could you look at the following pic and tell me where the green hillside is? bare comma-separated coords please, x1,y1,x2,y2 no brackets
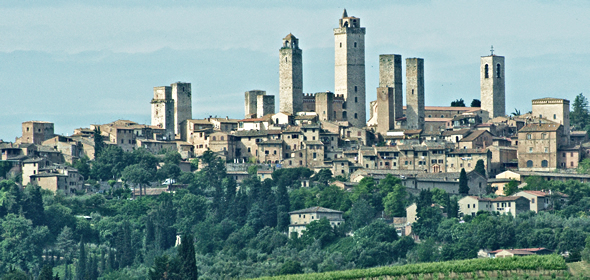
254,255,569,280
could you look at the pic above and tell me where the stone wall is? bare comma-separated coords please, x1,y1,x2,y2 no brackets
406,58,425,130
480,55,505,118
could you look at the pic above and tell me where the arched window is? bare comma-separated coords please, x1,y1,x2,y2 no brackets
343,111,347,119
354,42,357,48
342,103,346,109
541,160,548,167
221,136,224,141
212,136,216,141
496,64,501,78
527,160,533,168
484,64,489,78
340,42,342,48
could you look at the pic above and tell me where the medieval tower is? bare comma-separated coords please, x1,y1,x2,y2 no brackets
151,86,175,140
376,54,403,134
480,52,505,118
334,9,366,128
279,34,303,115
406,58,425,130
171,82,192,138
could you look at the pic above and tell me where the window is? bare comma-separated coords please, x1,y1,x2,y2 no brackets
354,42,357,48
542,160,548,167
529,147,533,153
467,204,470,208
542,133,547,139
553,114,557,120
563,153,566,157
354,86,358,93
358,131,361,136
532,198,535,203
354,113,358,119
484,64,489,78
355,96,358,102
527,160,533,168
212,136,216,141
221,136,224,141
340,42,342,48
526,134,532,140
545,148,548,153
496,64,501,78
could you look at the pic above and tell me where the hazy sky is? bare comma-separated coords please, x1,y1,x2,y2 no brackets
1,0,589,141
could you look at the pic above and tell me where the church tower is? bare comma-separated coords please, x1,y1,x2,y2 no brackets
480,49,505,118
334,9,366,128
406,58,425,130
279,34,303,115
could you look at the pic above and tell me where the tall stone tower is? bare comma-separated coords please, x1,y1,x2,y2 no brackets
406,58,425,130
245,90,266,118
376,54,403,134
334,9,366,128
171,82,192,138
480,53,505,118
315,91,334,121
151,86,175,140
257,94,275,118
279,34,303,115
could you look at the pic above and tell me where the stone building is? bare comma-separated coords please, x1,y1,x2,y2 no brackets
480,53,505,118
20,121,54,145
279,34,303,114
334,9,366,128
151,86,175,140
288,206,344,237
376,54,403,135
406,58,425,130
459,196,529,218
532,97,570,138
171,82,192,138
257,94,275,118
518,123,563,171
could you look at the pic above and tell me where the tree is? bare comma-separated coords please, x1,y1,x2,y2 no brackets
38,265,54,280
279,260,302,275
504,179,519,196
23,185,45,227
276,183,290,232
451,98,466,107
459,168,469,195
0,214,49,273
178,234,198,280
511,108,521,116
571,93,590,131
121,164,150,197
75,239,86,280
93,127,104,157
349,198,375,230
383,184,407,217
473,159,486,178
470,99,481,107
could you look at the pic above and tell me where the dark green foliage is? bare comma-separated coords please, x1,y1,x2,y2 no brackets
570,93,590,131
272,167,313,189
312,168,333,186
23,185,44,227
279,260,302,275
71,157,91,181
348,198,375,231
301,218,336,247
474,159,486,178
458,168,469,194
451,98,466,107
38,265,53,280
93,127,104,157
178,234,198,280
504,179,519,196
470,99,481,107
75,239,86,280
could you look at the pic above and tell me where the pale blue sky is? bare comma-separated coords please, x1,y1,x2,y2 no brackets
1,1,589,140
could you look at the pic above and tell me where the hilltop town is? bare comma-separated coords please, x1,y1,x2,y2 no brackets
3,10,586,200
2,8,590,279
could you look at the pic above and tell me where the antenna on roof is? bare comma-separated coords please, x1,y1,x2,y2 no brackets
490,45,494,56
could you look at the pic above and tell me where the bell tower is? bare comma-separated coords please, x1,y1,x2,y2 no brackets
481,46,505,118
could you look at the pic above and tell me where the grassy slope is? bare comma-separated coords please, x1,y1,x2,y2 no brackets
253,255,568,280
568,261,590,277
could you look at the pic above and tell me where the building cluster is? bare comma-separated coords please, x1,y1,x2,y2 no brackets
1,9,589,212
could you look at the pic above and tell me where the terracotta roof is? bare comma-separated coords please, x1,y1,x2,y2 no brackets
404,106,480,112
519,123,561,132
461,130,492,142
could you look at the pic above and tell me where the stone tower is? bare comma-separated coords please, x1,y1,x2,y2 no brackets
376,54,403,134
151,86,175,140
315,91,334,121
480,53,505,118
406,58,425,130
279,34,303,115
245,90,266,118
171,82,192,138
257,94,275,118
334,9,366,128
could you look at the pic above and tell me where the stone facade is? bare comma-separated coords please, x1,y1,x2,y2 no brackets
375,54,403,135
279,34,303,114
244,90,266,118
480,55,505,118
21,121,54,145
257,94,275,118
334,9,366,128
315,91,334,121
288,206,344,237
171,82,192,138
532,98,570,138
406,58,425,130
518,123,562,171
151,86,175,140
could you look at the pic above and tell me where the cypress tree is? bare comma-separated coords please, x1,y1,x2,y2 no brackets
23,185,45,226
39,265,54,280
276,183,290,232
75,239,86,280
178,234,198,280
459,168,469,195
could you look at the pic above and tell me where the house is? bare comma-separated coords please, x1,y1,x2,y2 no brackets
488,248,553,258
513,190,569,213
288,206,344,238
458,195,530,218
